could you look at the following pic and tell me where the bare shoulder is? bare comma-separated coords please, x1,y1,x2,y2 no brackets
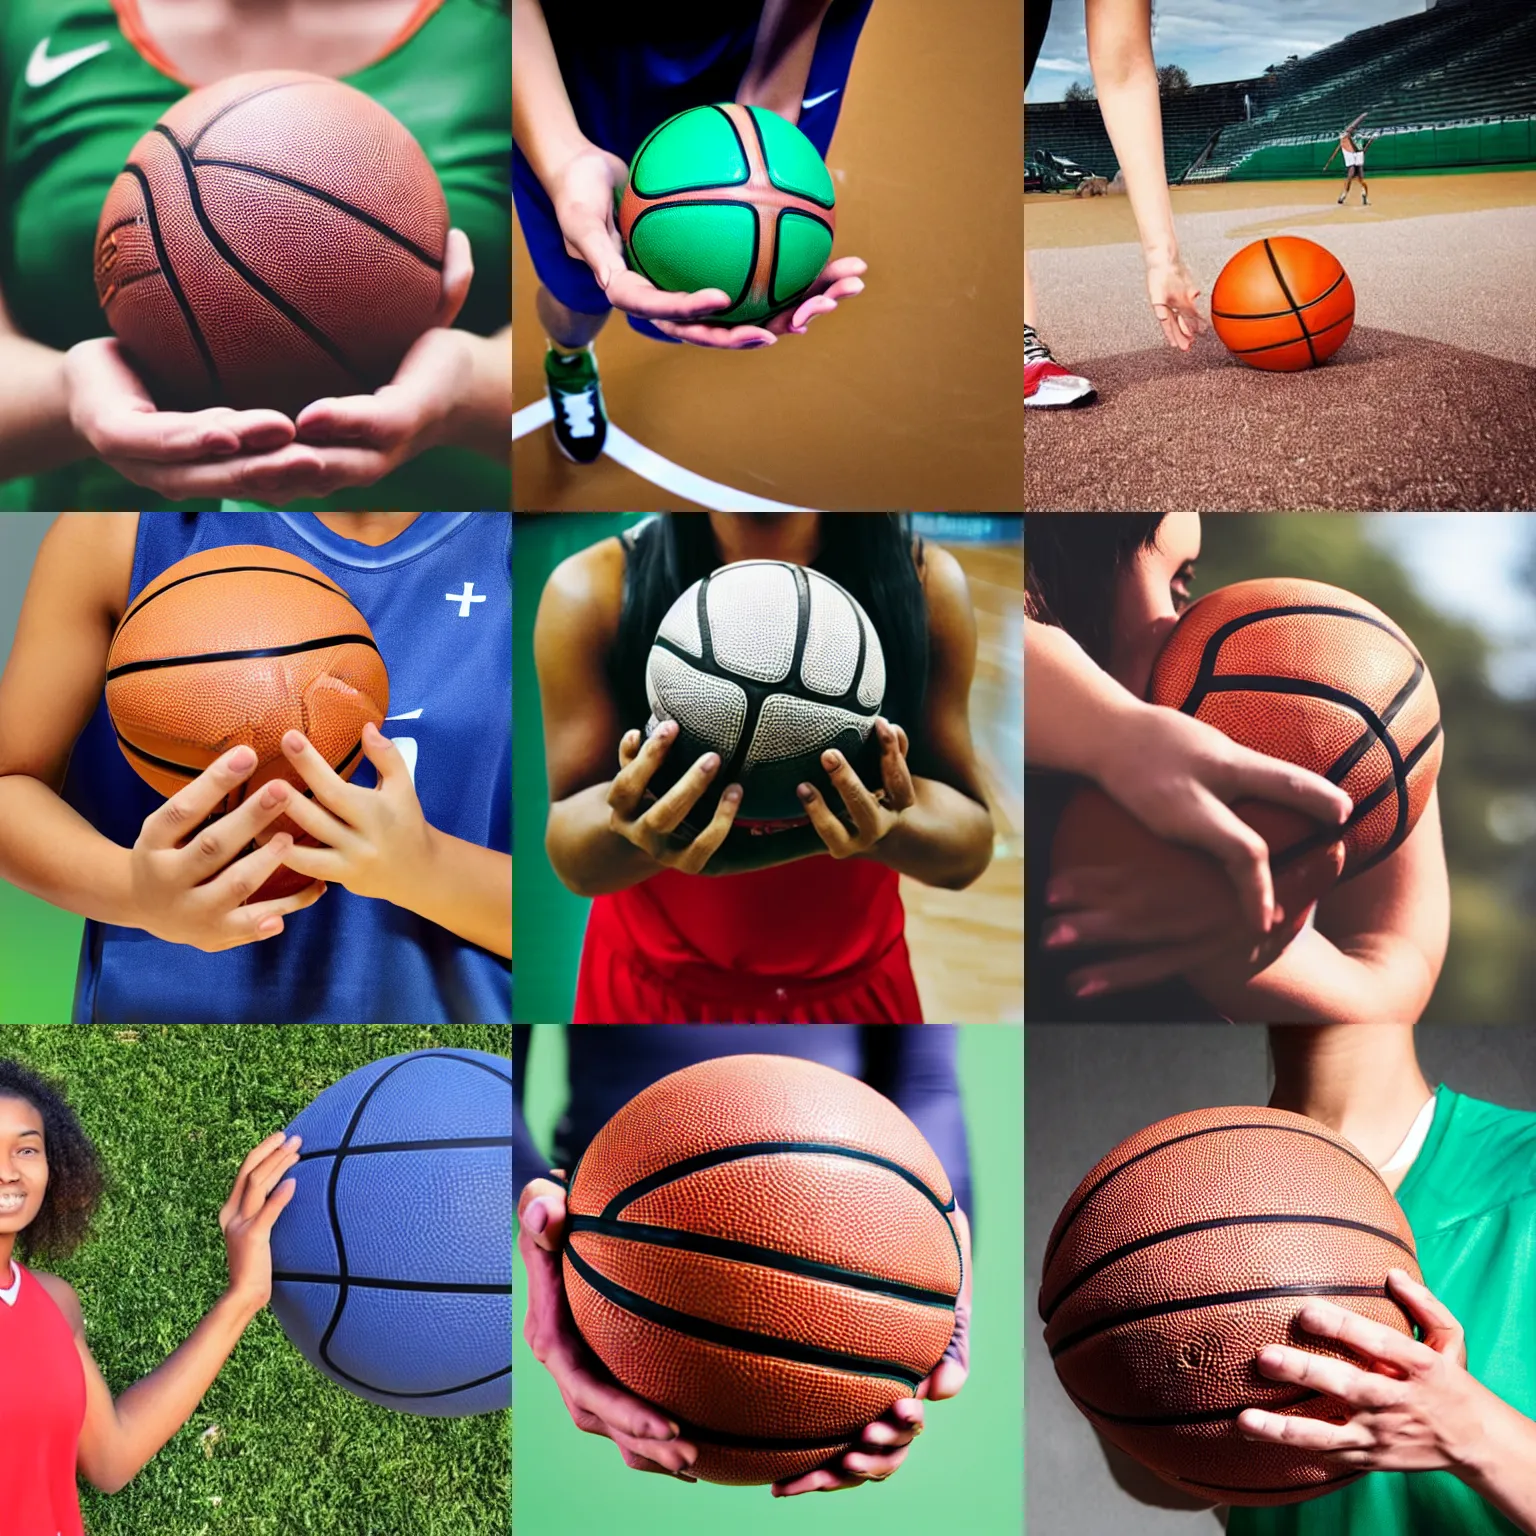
29,1269,85,1332
535,537,625,654
35,511,138,623
918,542,977,659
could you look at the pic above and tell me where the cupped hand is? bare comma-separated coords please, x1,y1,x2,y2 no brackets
608,722,742,873
774,1205,972,1497
268,723,434,907
1237,1272,1487,1473
219,1130,302,1309
1145,253,1204,351
651,257,869,349
1094,702,1353,932
794,718,914,859
519,1176,699,1479
129,745,327,951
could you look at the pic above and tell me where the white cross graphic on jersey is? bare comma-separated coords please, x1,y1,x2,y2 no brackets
446,582,487,617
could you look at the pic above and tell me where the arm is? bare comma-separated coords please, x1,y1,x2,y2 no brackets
44,1133,299,1494
735,0,837,123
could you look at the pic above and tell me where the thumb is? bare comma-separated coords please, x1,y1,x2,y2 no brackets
360,720,405,780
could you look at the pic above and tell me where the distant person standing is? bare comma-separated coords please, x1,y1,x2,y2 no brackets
1336,112,1372,206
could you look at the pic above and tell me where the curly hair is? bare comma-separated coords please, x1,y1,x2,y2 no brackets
0,1060,105,1263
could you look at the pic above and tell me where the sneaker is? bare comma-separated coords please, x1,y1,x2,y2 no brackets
1362,196,1370,206
545,345,607,464
1337,194,1347,204
1025,325,1097,409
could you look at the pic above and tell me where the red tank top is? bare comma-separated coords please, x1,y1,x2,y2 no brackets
0,1263,87,1536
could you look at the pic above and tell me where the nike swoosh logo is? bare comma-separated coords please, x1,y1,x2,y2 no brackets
25,37,111,88
802,88,840,110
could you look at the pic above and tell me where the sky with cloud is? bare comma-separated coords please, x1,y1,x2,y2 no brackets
1027,0,1432,102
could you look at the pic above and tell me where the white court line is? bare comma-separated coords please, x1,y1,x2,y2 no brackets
512,399,821,513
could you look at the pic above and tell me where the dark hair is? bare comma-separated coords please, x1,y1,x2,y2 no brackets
609,514,935,774
1025,514,1167,671
0,1061,104,1263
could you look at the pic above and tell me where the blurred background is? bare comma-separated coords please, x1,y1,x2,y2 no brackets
1189,512,1536,1026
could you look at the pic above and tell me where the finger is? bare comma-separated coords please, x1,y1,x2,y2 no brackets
797,783,855,856
674,784,742,873
1066,937,1230,998
1386,1269,1465,1356
251,1175,299,1233
609,722,675,818
270,785,359,853
875,721,917,810
841,1444,911,1479
111,443,335,502
1222,745,1355,828
565,1373,687,1447
616,1448,696,1480
229,1131,290,1194
271,840,346,886
198,833,319,916
597,264,733,322
142,746,260,851
433,227,473,329
1295,1297,1436,1376
229,878,327,940
617,728,642,770
243,1141,302,1219
821,749,882,841
648,318,776,349
357,722,408,784
281,731,366,820
181,774,295,871
772,1467,866,1497
1043,869,1122,910
922,1354,970,1400
1255,1343,1406,1409
642,752,720,836
1237,1407,1375,1453
1186,784,1276,931
518,1192,570,1253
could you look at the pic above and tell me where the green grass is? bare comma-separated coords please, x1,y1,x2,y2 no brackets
0,1025,511,1536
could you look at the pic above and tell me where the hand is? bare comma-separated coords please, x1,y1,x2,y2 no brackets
608,722,742,874
1237,1272,1488,1474
546,144,736,326
794,718,915,859
269,723,434,908
218,1130,302,1310
1091,702,1353,932
1145,252,1203,351
774,1205,972,1497
518,1177,699,1479
128,745,327,951
651,257,869,349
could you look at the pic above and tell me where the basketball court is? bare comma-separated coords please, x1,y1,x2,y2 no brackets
512,0,1023,513
1025,172,1536,509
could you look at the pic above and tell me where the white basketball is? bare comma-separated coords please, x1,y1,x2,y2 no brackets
645,560,886,822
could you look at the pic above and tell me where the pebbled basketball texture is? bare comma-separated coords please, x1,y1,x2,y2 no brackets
1148,577,1441,877
1040,1106,1421,1506
643,560,885,828
564,1054,962,1484
1211,237,1355,372
269,1049,513,1416
105,545,388,902
94,70,447,415
619,104,835,326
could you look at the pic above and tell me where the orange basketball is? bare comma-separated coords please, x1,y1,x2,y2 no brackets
563,1054,962,1485
94,71,447,415
105,546,389,901
1040,1107,1422,1506
1149,578,1441,876
1210,237,1354,371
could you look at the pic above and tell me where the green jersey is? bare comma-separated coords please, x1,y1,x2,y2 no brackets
0,0,509,511
1230,1086,1536,1536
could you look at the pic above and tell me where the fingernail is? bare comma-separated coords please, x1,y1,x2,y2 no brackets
675,1471,698,1484
524,1202,547,1235
1258,1346,1286,1369
797,783,815,803
260,783,286,808
821,750,840,770
659,720,677,738
258,918,282,936
1074,978,1107,998
723,785,742,805
1044,924,1076,948
229,747,256,772
283,732,304,755
286,1134,302,1148
270,833,294,854
699,752,720,773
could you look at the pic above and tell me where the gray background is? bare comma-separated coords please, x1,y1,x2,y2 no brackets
1026,1024,1536,1536
0,513,56,667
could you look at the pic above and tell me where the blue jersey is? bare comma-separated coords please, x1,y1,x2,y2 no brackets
64,511,511,1024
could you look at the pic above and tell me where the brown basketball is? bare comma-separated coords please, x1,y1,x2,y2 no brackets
1149,578,1442,877
105,545,389,901
563,1054,962,1485
94,71,447,416
1040,1107,1421,1507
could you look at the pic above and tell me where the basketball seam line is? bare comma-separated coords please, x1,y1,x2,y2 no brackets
271,1272,510,1294
1039,1212,1416,1324
105,631,379,681
117,563,349,632
563,1243,928,1388
1048,1283,1406,1360
115,730,361,786
1062,1379,1327,1428
750,106,836,211
121,163,221,394
567,1214,958,1309
296,1134,514,1162
667,1418,858,1452
190,157,444,270
1175,1470,1364,1495
1042,1121,1392,1275
630,104,752,199
186,78,313,157
154,124,362,384
1225,311,1355,356
628,198,759,316
1210,271,1348,322
1262,238,1318,366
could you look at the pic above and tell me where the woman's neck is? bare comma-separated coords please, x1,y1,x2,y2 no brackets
313,511,422,548
1268,1024,1433,1182
706,513,820,567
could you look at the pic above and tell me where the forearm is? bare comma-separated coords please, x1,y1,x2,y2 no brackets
0,334,84,480
84,1289,261,1494
401,826,511,957
444,327,512,459
868,779,993,890
0,774,140,927
1460,1391,1536,1535
512,0,592,186
1025,617,1142,775
546,783,662,896
1089,25,1180,261
736,0,835,122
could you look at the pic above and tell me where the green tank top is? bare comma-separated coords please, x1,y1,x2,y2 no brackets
1229,1086,1536,1536
0,0,509,511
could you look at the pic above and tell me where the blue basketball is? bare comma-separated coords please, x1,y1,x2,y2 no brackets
269,1049,512,1417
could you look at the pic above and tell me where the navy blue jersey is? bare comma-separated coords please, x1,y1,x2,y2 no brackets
64,511,511,1024
512,1025,973,1220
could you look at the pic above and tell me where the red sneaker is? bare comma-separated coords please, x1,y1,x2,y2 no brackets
1025,325,1097,408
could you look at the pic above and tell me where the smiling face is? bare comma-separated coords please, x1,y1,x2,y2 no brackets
1107,512,1202,698
0,1095,48,1237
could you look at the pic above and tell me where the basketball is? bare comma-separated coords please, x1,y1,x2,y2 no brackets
269,1049,513,1416
104,545,389,901
643,559,885,826
94,71,448,415
1040,1106,1422,1506
1149,577,1441,876
618,104,835,326
1210,237,1355,371
563,1054,962,1485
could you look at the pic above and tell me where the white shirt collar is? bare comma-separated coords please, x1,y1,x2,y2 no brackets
0,1260,20,1307
1380,1094,1439,1175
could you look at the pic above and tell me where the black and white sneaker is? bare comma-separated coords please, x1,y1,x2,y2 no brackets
544,345,607,464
